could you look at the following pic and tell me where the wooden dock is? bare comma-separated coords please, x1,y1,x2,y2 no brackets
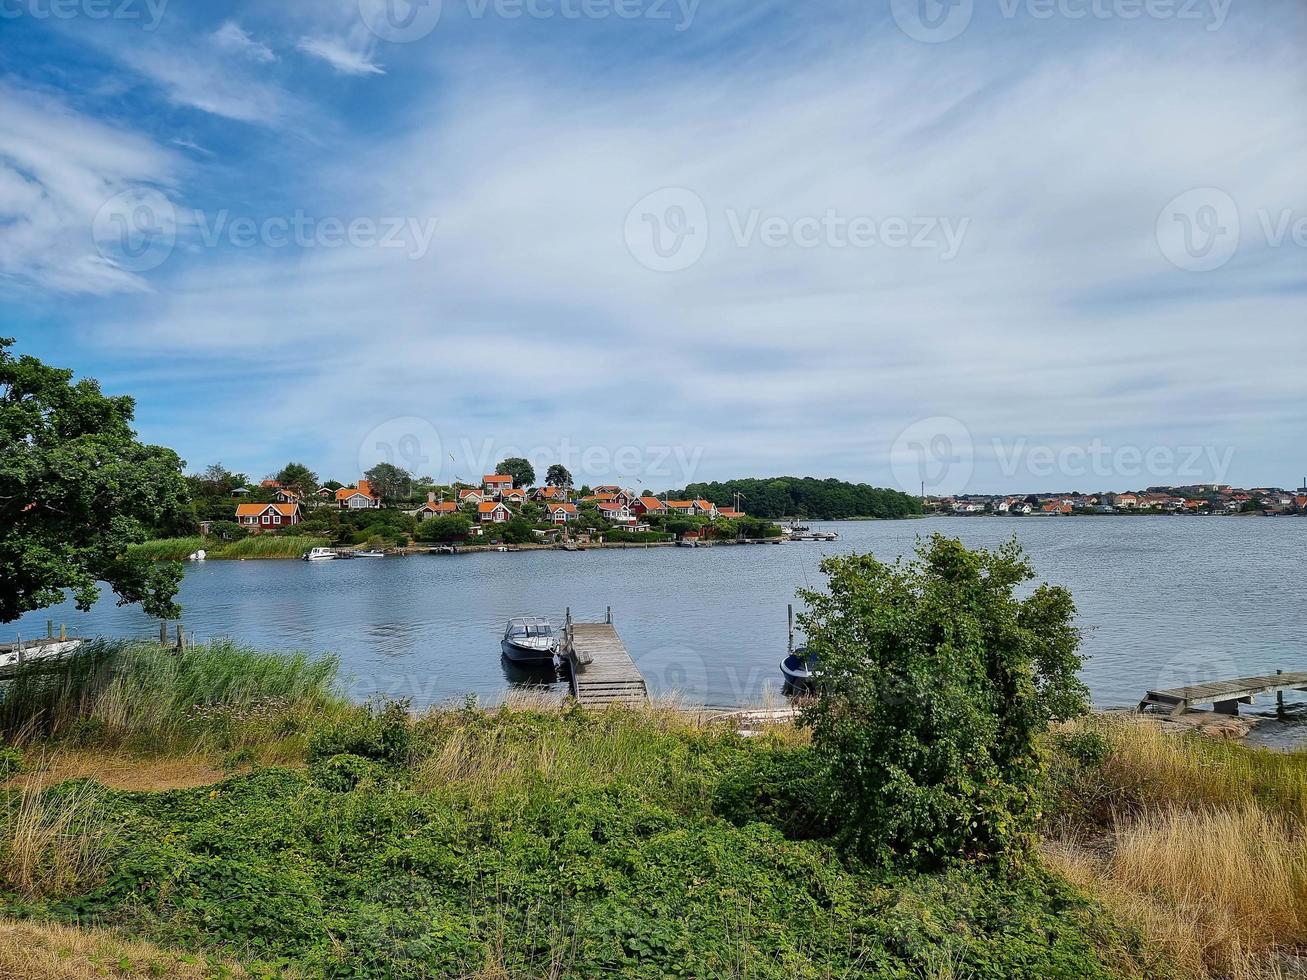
1138,671,1307,717
561,609,649,708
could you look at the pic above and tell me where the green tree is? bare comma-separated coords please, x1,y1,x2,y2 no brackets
501,517,537,544
0,339,190,623
414,513,472,543
275,462,318,498
364,462,413,502
496,457,536,488
798,535,1087,870
545,464,572,488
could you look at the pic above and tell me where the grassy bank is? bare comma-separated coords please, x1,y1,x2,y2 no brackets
132,536,327,560
0,645,1302,978
1044,716,1307,979
134,536,329,560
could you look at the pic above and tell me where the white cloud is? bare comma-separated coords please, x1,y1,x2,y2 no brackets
31,7,1303,488
212,21,277,63
296,36,385,76
0,82,180,295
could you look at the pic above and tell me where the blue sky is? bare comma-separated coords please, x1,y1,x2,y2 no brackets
2,0,1304,495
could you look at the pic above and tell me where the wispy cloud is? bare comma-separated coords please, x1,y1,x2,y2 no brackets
91,23,1305,487
0,81,179,295
212,21,277,63
297,36,385,76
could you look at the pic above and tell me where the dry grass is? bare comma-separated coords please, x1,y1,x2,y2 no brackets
1048,715,1307,979
0,778,111,900
0,917,247,979
1091,714,1307,823
4,749,229,793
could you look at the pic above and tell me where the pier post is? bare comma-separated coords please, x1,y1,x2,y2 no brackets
787,604,794,656
606,606,612,625
175,625,185,652
47,620,53,639
60,624,66,641
1277,668,1285,719
16,635,23,666
160,621,168,646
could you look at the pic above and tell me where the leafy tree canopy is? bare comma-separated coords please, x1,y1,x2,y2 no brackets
363,462,413,502
0,339,189,623
274,462,318,497
799,535,1087,870
668,477,921,521
545,464,572,488
496,457,535,488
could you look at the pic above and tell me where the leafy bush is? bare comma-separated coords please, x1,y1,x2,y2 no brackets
712,747,833,839
308,752,389,792
0,746,22,782
307,700,413,767
799,535,1088,870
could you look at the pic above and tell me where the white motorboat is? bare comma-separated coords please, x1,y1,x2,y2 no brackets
302,547,337,561
354,550,386,558
500,617,559,664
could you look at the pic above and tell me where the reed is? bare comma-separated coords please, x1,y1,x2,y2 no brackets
130,535,327,560
0,639,343,755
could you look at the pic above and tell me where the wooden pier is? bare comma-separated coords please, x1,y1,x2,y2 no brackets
1138,670,1307,717
561,609,649,708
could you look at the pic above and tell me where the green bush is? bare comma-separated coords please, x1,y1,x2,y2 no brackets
0,745,22,781
309,752,389,791
307,700,413,766
799,535,1088,870
712,747,833,840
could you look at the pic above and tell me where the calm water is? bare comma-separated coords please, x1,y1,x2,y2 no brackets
10,517,1307,709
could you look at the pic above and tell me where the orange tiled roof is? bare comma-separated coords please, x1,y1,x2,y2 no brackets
420,501,458,514
336,486,376,501
478,501,507,514
638,496,667,508
483,474,513,484
547,502,578,514
236,503,298,518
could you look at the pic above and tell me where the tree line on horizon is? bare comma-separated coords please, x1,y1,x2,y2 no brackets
670,477,922,521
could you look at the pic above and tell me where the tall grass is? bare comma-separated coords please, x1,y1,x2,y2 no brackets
411,698,805,810
1086,715,1307,824
130,535,327,560
0,778,110,899
0,639,343,755
1047,715,1307,979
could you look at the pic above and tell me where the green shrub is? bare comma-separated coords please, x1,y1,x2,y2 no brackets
712,747,833,839
0,745,23,781
309,752,389,792
307,700,413,766
799,535,1088,870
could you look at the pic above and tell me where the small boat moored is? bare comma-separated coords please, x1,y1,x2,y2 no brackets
500,617,559,664
354,550,386,559
780,647,819,691
302,547,337,562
